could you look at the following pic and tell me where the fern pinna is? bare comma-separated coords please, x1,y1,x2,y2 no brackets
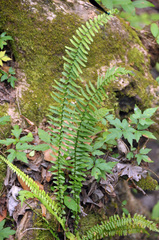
48,8,129,220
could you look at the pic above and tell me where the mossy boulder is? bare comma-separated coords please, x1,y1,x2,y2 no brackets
0,0,157,132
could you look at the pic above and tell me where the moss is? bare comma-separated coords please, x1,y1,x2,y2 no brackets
127,48,145,73
79,212,104,236
0,104,12,139
0,160,6,191
0,0,82,124
20,209,58,240
137,175,158,191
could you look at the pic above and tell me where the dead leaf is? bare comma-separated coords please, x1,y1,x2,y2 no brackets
8,186,22,216
117,163,147,181
0,209,7,222
43,146,58,162
40,204,46,217
18,176,31,191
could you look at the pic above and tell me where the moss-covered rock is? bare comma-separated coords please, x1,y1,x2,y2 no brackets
137,175,158,191
0,0,157,127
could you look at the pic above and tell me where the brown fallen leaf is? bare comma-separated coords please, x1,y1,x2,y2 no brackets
18,176,31,191
0,208,7,222
40,204,46,217
43,146,58,162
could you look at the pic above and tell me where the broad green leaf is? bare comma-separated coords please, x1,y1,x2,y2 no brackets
113,0,131,5
16,142,30,150
102,0,113,9
11,125,22,139
134,130,142,142
136,154,143,165
8,67,15,75
92,150,104,156
0,138,16,145
139,148,151,154
151,23,159,38
93,141,104,150
16,151,28,163
8,76,17,88
122,207,129,215
126,152,134,160
143,107,158,118
133,105,142,119
142,155,153,162
123,131,134,146
31,144,50,151
97,162,116,173
1,55,11,62
0,51,5,58
7,149,16,162
20,133,34,143
106,128,122,141
152,201,159,220
122,3,135,15
91,167,101,179
140,130,156,139
0,220,16,240
132,0,154,8
121,119,129,129
64,196,78,212
0,115,10,125
1,72,8,81
38,128,51,144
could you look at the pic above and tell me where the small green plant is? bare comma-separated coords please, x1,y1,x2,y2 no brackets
0,32,17,87
0,125,34,163
0,67,17,88
0,32,13,50
0,51,11,66
102,105,157,164
0,220,16,240
87,156,116,181
121,200,129,215
0,126,50,163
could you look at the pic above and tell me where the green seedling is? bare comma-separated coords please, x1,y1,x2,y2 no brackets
0,32,13,50
0,67,17,88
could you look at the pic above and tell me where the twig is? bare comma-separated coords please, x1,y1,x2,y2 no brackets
16,88,21,115
22,228,48,234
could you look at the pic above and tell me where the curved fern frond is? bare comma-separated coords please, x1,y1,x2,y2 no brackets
82,213,159,240
48,11,116,206
0,155,66,231
67,66,131,220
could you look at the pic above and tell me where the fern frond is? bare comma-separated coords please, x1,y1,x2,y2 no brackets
82,213,159,240
49,11,115,207
67,67,131,220
0,155,66,231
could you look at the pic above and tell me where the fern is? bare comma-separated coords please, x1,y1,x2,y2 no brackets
82,213,159,240
48,10,121,214
48,10,132,226
49,12,112,206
